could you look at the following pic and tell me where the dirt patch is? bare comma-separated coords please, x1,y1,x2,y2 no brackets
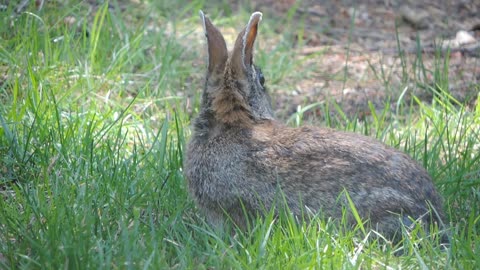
254,0,479,119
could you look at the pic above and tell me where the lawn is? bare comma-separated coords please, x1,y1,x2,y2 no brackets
0,0,479,269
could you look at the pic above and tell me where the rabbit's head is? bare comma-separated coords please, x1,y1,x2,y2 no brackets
199,11,274,128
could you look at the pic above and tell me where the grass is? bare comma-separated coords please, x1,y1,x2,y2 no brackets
0,0,479,269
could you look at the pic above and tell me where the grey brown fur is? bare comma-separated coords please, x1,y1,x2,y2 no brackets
185,11,446,240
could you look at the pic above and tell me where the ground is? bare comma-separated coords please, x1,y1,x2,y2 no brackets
250,0,479,119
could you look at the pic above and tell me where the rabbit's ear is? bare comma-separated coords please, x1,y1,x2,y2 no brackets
231,12,262,71
200,11,228,75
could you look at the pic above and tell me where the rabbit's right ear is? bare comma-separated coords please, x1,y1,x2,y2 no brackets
231,12,262,72
200,11,228,76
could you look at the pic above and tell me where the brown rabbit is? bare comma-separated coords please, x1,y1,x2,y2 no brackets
185,11,447,241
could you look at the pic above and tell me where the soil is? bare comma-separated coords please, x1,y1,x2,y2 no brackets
253,0,480,120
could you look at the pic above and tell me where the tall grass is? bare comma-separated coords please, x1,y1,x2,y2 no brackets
0,1,479,269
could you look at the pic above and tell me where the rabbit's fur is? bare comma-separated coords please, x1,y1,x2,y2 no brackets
185,11,446,241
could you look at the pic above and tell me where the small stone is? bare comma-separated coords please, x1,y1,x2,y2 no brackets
400,5,429,30
442,30,476,49
64,16,76,26
455,30,476,45
343,88,357,95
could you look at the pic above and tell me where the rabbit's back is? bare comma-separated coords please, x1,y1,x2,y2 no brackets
249,123,443,221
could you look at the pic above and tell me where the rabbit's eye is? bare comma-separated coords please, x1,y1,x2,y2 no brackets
256,68,265,86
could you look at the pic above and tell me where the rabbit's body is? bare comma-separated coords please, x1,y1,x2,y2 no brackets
186,121,443,236
185,11,446,240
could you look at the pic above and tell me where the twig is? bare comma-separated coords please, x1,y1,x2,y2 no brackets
15,0,29,13
371,42,480,57
300,42,480,57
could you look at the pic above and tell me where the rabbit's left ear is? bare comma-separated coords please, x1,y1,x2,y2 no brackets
231,12,262,71
200,10,228,76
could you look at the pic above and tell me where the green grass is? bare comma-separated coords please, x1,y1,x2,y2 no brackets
1,1,479,269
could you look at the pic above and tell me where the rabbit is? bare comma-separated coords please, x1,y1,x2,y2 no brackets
184,11,447,242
